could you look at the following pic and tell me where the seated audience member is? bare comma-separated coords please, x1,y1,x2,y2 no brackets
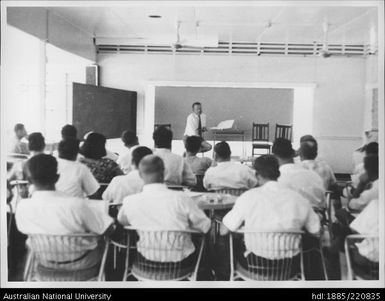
61,124,78,140
298,139,337,191
117,155,211,265
352,129,378,168
81,131,119,162
272,138,325,210
220,155,320,275
79,132,123,184
346,155,378,213
103,146,152,204
9,123,29,155
203,141,258,191
28,132,46,156
153,126,196,187
116,130,139,174
56,138,100,198
8,132,46,181
184,136,212,190
350,142,378,189
348,198,379,278
15,154,114,271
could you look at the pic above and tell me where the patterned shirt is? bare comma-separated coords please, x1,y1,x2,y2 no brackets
79,157,123,183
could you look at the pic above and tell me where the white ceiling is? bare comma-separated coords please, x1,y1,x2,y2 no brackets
48,6,378,45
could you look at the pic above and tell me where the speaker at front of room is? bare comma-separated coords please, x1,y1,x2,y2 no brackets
86,65,99,86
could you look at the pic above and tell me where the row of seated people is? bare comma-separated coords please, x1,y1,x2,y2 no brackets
8,123,379,280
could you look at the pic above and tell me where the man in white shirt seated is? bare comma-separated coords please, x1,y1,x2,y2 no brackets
184,136,212,191
203,141,258,191
341,155,378,215
272,138,325,211
183,102,212,153
103,146,152,205
298,139,337,192
220,155,320,278
117,155,211,267
16,154,114,271
348,199,379,279
9,123,29,155
153,126,197,187
350,142,378,189
56,138,100,198
116,130,139,174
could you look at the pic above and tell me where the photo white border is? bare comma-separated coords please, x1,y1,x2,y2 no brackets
1,0,383,289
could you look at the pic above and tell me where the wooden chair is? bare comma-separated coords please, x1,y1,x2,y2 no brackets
24,234,109,281
275,124,293,141
345,234,379,280
123,227,206,281
251,123,272,156
229,230,305,281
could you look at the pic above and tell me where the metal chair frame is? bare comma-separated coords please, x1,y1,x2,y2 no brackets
123,227,206,281
229,230,305,281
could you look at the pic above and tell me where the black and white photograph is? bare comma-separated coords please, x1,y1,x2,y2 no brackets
1,0,383,289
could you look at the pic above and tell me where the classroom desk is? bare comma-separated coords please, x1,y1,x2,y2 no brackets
211,129,246,158
187,191,237,212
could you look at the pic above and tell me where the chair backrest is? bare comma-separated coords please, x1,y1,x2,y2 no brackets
214,188,248,196
230,230,304,281
275,124,293,141
154,124,171,131
252,123,269,142
124,227,205,281
25,233,107,281
345,234,379,280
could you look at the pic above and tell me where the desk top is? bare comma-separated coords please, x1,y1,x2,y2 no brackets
211,129,245,134
187,191,237,210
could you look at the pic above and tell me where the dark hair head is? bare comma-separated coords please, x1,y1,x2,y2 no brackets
185,136,202,154
364,155,378,180
192,102,201,109
253,155,280,180
14,123,25,132
153,126,173,149
131,146,153,168
61,124,77,140
364,142,378,156
214,141,231,160
300,134,317,144
121,130,138,147
26,154,58,185
58,138,80,160
299,141,318,160
272,138,295,159
28,132,45,152
80,132,107,159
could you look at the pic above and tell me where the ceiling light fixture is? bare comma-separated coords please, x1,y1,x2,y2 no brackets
148,15,162,18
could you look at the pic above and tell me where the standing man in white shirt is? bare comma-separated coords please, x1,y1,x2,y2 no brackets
203,141,258,191
153,125,196,187
56,138,100,198
184,102,212,153
117,155,211,267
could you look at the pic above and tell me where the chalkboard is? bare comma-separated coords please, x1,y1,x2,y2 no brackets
73,82,137,139
155,87,293,141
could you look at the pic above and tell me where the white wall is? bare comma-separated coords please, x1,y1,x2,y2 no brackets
98,53,369,173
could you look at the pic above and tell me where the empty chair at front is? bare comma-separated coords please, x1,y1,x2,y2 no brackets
275,124,293,141
24,234,109,281
229,231,304,281
123,227,205,281
251,123,273,156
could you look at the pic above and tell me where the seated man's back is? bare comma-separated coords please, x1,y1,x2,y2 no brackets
117,155,210,262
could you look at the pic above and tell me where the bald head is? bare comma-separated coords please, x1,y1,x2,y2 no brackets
138,155,165,184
